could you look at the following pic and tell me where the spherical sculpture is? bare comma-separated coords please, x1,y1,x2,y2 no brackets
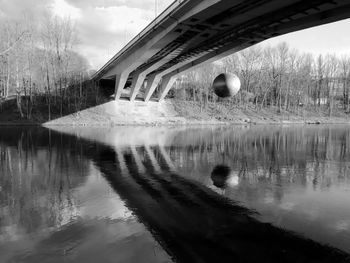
212,73,241,98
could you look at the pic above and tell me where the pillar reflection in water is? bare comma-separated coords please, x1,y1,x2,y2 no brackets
53,125,350,263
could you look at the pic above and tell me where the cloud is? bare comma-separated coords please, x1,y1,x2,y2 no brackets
0,0,173,69
53,0,173,68
66,0,172,11
76,4,158,68
0,0,53,20
52,0,82,19
262,19,350,56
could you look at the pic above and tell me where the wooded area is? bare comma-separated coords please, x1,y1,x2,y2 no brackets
0,13,95,121
1,12,350,122
173,43,350,117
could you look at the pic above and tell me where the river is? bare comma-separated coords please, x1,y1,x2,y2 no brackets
0,125,350,263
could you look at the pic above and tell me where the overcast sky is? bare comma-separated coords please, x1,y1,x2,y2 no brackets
1,0,350,70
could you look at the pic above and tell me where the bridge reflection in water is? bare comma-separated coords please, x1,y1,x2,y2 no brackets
1,126,350,263
54,125,350,263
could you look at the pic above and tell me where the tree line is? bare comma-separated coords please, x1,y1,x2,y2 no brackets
173,42,350,117
0,13,95,121
1,11,349,121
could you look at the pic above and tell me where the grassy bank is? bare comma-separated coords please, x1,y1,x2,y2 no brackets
172,100,350,125
0,94,108,126
1,98,350,126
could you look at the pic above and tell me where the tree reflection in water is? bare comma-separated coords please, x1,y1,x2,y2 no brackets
0,127,89,238
0,126,350,263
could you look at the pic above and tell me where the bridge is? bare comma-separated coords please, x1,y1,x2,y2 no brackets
92,0,350,102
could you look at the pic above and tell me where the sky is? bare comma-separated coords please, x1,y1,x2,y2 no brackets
1,0,350,70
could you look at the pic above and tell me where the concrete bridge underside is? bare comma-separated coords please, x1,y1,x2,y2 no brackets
92,0,350,102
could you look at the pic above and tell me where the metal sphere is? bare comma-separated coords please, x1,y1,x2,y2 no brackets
212,73,241,98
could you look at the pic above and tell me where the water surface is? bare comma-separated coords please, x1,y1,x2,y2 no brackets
0,125,350,262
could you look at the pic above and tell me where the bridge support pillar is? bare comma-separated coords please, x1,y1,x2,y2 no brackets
114,71,130,100
130,71,146,101
144,74,162,102
158,75,177,102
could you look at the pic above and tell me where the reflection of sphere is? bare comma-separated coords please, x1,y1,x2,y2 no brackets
211,165,231,188
213,73,241,98
211,165,239,189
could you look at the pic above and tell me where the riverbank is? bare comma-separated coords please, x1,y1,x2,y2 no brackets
43,99,350,126
1,99,349,126
171,100,350,125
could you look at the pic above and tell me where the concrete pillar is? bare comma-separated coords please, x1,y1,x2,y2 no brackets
144,74,162,102
114,71,130,100
130,71,146,101
158,75,177,101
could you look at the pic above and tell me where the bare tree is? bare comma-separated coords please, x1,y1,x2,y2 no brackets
173,42,349,118
340,56,350,111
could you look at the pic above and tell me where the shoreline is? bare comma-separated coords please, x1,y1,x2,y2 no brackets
1,99,350,127
42,118,350,127
1,118,350,127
